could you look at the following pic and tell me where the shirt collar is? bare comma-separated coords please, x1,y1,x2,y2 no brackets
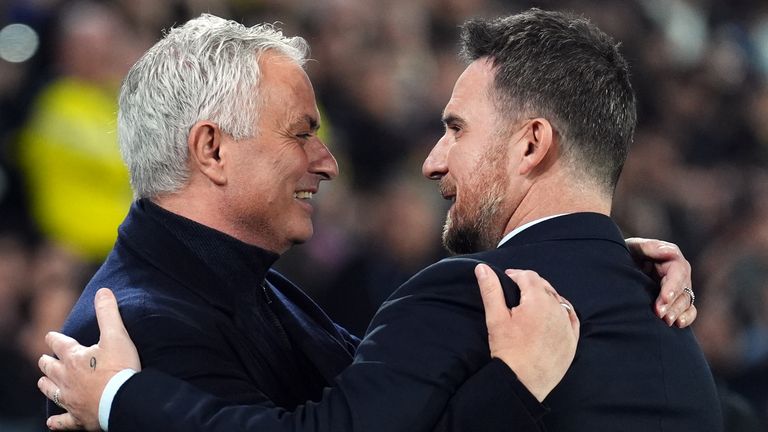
497,213,570,248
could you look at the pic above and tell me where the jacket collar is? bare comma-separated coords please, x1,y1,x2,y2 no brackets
117,199,279,313
498,212,628,251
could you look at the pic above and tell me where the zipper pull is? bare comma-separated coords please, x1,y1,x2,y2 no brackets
262,281,273,304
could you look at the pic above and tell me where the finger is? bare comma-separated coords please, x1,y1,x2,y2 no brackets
38,354,65,383
570,308,581,338
45,332,80,359
47,413,82,431
626,238,681,261
475,264,509,326
37,376,60,403
94,288,129,346
505,269,551,305
675,304,697,329
663,291,694,326
510,269,560,299
557,296,574,314
554,294,579,330
656,257,690,299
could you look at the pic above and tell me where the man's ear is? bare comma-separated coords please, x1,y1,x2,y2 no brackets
188,121,227,185
518,118,556,176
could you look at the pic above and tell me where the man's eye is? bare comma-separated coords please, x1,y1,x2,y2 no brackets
445,125,462,136
297,133,312,139
444,123,461,133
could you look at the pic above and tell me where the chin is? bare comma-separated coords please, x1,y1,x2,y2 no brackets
290,224,314,245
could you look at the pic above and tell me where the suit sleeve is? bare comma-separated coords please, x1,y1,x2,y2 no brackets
109,258,546,432
126,313,274,405
433,358,548,431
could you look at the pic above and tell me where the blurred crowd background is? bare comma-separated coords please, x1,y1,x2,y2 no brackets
1,0,767,430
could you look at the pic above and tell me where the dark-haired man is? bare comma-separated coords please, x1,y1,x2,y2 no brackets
39,9,712,432
419,9,720,430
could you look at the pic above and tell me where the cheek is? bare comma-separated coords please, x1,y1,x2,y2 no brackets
275,144,310,173
449,145,484,177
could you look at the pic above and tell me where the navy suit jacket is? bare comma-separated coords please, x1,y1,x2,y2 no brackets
108,213,722,431
57,200,544,431
440,213,723,431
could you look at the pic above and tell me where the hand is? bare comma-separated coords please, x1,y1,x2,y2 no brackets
475,264,579,402
625,238,697,328
37,288,141,431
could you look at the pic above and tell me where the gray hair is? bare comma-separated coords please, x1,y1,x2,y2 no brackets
118,14,309,198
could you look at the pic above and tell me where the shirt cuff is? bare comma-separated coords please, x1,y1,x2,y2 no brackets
99,369,138,431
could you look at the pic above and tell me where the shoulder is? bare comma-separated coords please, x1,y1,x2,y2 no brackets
64,268,211,348
379,251,520,316
401,256,486,290
392,251,513,300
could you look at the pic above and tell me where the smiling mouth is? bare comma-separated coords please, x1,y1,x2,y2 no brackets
441,191,456,203
294,191,314,200
439,180,456,203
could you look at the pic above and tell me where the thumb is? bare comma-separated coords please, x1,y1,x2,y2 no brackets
94,288,129,347
475,264,509,324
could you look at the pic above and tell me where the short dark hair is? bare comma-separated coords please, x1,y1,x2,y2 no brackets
460,8,636,192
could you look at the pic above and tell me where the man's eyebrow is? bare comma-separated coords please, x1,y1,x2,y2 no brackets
290,115,320,132
442,113,465,127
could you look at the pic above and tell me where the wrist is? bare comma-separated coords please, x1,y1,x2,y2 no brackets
496,355,549,402
99,369,138,431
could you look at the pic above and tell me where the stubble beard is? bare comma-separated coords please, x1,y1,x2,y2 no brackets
441,151,508,256
442,193,503,255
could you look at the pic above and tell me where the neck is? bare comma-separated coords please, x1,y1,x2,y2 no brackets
502,179,611,239
151,191,286,255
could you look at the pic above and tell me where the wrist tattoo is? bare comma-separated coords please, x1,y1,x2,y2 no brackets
90,356,97,371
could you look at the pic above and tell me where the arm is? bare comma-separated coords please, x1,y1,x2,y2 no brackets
37,238,691,432
39,264,577,432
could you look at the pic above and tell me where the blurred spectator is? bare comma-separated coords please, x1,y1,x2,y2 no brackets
15,1,135,262
0,234,85,432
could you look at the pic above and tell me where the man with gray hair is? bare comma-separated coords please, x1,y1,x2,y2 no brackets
39,11,700,432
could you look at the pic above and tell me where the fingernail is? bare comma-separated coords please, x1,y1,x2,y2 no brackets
678,317,686,326
658,305,667,316
505,269,521,276
666,315,675,326
668,291,676,299
476,264,489,277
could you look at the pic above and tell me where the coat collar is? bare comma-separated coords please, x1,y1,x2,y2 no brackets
498,212,628,252
117,199,279,313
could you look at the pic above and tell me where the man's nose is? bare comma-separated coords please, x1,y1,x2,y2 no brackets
309,139,339,180
422,136,449,180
